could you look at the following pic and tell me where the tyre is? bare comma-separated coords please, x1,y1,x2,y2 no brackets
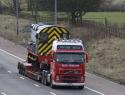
22,67,25,75
44,77,49,86
41,70,45,84
44,71,49,86
19,64,22,74
50,77,55,89
19,68,21,74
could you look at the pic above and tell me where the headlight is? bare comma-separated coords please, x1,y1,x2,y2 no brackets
81,76,85,82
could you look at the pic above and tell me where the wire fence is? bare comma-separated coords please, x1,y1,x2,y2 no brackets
71,20,125,42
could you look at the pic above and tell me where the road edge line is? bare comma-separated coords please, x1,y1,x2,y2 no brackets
85,86,105,95
0,48,25,61
0,48,105,95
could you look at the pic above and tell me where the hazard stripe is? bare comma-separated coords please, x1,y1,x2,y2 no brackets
39,38,54,55
47,50,52,55
38,43,48,53
42,44,52,55
57,27,66,33
38,35,57,53
60,27,68,33
55,27,62,33
42,27,49,33
38,43,43,49
48,30,60,38
39,43,52,55
43,47,52,55
38,28,49,48
48,36,57,43
39,35,58,55
47,27,54,33
38,27,69,55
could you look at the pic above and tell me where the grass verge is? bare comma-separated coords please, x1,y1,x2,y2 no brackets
87,38,125,84
0,14,33,46
84,12,125,26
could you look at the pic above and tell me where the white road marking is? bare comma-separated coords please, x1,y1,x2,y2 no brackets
20,77,25,80
0,48,106,95
33,84,40,87
50,92,56,95
1,92,7,95
85,86,105,95
0,49,25,61
7,70,12,74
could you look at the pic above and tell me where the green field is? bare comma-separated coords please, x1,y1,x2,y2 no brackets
83,12,125,25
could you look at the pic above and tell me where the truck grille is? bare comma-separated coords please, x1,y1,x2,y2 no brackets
60,69,81,74
60,75,80,83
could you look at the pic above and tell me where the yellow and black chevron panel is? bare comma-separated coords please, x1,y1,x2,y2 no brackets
38,26,69,55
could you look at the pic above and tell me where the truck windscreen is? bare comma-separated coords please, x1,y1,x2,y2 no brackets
55,53,84,64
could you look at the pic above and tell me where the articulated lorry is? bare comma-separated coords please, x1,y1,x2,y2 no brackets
17,24,88,89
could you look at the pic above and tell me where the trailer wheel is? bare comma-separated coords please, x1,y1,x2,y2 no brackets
18,64,22,74
44,77,49,86
44,71,49,86
41,70,45,84
41,70,49,86
20,64,23,75
19,64,25,75
22,67,25,75
19,67,21,74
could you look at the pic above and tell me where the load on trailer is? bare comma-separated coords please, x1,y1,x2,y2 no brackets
17,23,88,89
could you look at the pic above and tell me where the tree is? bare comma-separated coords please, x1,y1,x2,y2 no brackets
0,1,2,13
26,0,39,23
100,0,113,11
37,0,103,23
11,0,21,14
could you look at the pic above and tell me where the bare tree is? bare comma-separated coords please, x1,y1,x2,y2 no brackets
0,1,2,13
38,0,103,23
26,0,39,23
12,0,21,14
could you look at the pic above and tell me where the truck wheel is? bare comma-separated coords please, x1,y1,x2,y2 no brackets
44,71,49,86
50,77,55,89
18,62,21,74
22,67,25,75
41,71,45,84
19,68,21,74
19,64,22,74
44,77,49,86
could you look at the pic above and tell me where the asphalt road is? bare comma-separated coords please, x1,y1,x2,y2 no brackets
0,49,102,95
0,37,125,95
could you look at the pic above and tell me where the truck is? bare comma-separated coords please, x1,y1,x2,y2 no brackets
17,23,88,89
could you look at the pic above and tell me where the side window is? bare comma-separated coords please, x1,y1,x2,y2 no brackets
39,32,48,43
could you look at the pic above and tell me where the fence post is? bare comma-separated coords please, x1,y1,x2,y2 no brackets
105,17,108,26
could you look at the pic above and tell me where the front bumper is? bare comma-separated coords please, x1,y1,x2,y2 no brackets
53,81,85,86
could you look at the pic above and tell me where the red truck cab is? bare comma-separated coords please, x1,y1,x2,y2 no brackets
50,39,88,89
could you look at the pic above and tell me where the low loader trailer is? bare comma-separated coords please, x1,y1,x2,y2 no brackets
17,24,88,89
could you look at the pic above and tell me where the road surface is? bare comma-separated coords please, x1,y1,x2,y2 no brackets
0,37,125,95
